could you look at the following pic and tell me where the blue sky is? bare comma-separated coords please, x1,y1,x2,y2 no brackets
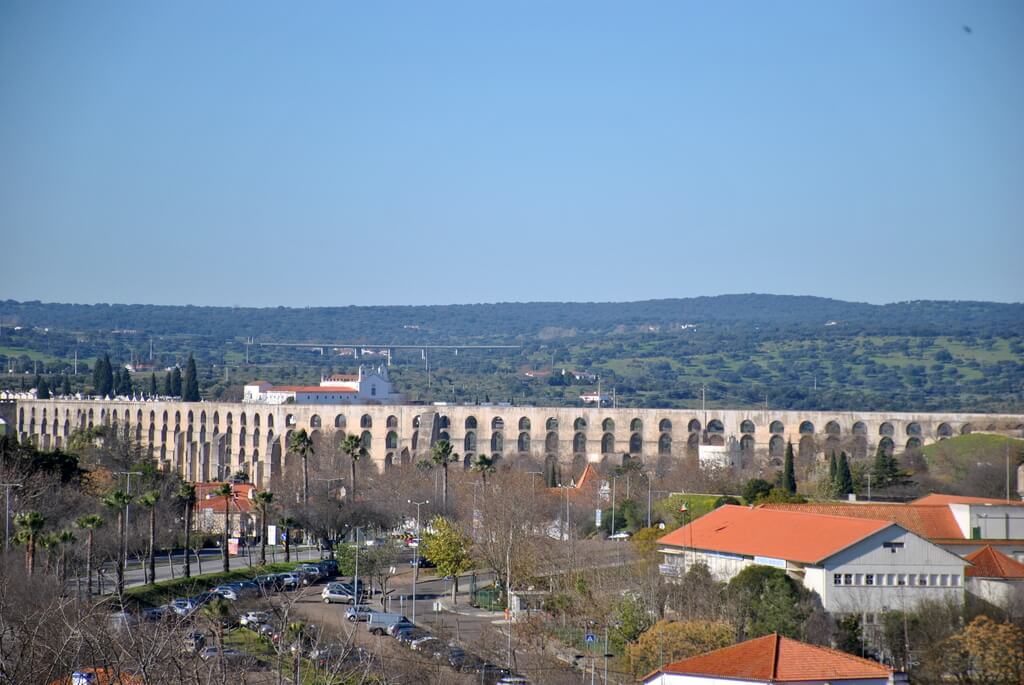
1,1,1021,306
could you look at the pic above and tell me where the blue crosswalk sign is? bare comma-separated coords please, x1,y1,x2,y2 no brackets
585,633,596,644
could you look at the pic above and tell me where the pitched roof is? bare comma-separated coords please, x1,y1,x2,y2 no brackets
657,505,892,564
758,502,963,540
965,545,1024,579
196,497,253,514
654,633,894,682
913,493,1024,507
270,386,357,393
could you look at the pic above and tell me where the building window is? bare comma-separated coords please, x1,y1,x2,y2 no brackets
882,541,904,552
929,574,938,586
887,574,895,585
371,387,377,396
854,574,862,585
940,574,948,586
919,575,928,586
865,574,874,585
951,575,959,587
834,574,842,585
844,574,853,585
897,574,906,586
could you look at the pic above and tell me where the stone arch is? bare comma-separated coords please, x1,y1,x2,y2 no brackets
707,434,725,447
463,454,472,470
879,436,895,457
687,419,701,433
740,420,755,434
438,416,450,429
824,436,840,459
310,414,322,429
546,417,559,431
601,433,614,454
769,420,784,434
439,430,451,442
491,431,504,454
852,421,867,436
400,448,411,465
961,423,973,435
545,431,558,454
825,421,841,436
707,419,724,435
186,410,193,425
799,435,816,459
937,422,953,438
386,415,398,429
687,433,699,454
466,416,478,430
518,417,531,431
199,410,206,425
252,428,260,448
225,411,232,426
252,413,260,428
518,432,530,453
464,431,477,453
906,422,921,437
656,418,670,433
658,433,672,456
360,430,372,450
769,435,784,457
384,453,394,470
238,412,246,427
334,414,347,429
413,415,421,430
573,432,587,454
267,414,275,429
629,433,642,454
740,434,755,455
602,418,615,432
386,431,398,449
574,417,587,431
879,422,894,437
361,414,372,429
906,437,922,450
492,417,505,431
799,421,815,435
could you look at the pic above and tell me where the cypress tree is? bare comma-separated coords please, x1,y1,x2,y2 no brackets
149,373,158,398
171,367,182,397
92,357,104,395
61,374,71,396
121,369,133,397
837,452,853,496
163,371,173,396
182,354,200,401
100,354,114,397
828,453,837,483
36,376,50,400
783,441,797,494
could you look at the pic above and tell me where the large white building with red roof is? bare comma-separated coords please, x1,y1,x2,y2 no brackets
658,505,966,615
243,365,403,405
643,633,906,685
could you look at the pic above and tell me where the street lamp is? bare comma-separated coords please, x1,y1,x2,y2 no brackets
114,471,142,569
1,482,22,553
408,499,428,624
315,476,345,499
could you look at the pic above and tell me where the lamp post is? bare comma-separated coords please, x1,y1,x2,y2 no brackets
352,525,362,608
1,483,22,553
114,471,142,570
408,499,428,624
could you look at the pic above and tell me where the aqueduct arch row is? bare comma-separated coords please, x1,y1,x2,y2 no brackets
9,399,1024,487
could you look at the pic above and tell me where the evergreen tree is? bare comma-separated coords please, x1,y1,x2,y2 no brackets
121,368,133,397
871,443,911,489
182,354,200,401
782,440,797,494
149,373,158,398
96,354,114,397
163,371,173,396
36,376,50,400
61,374,71,396
171,367,182,397
828,453,837,483
92,357,104,395
836,452,853,496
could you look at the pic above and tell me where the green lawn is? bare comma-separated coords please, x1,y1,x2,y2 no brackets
123,561,300,607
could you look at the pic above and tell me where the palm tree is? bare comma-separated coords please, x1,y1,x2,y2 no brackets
278,516,297,563
14,511,46,576
38,532,58,575
202,597,235,654
470,453,496,486
340,434,366,501
430,440,459,513
176,482,196,579
56,529,76,584
254,491,274,566
288,429,315,504
102,490,134,594
75,514,104,596
138,490,160,584
213,483,234,573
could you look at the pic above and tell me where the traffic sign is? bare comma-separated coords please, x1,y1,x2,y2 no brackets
584,633,596,644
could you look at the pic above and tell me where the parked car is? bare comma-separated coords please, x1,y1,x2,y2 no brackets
386,619,415,637
198,646,245,661
410,636,441,652
240,611,271,628
169,599,199,616
345,605,375,622
297,564,324,584
212,585,241,601
366,613,410,636
142,606,168,621
394,627,428,646
182,631,206,653
277,572,301,590
322,582,364,604
254,574,284,592
409,556,436,568
316,559,339,576
496,676,531,684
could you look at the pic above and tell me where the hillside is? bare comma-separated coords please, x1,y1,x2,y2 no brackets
920,435,1024,498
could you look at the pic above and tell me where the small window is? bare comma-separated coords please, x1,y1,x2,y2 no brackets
882,541,905,552
887,574,895,585
865,574,874,586
854,574,862,585
951,575,959,587
897,574,906,586
930,574,938,586
940,574,948,586
844,574,853,585
834,574,842,585
918,575,928,586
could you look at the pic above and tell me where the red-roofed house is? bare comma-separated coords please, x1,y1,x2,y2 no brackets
965,545,1024,610
243,365,403,405
194,482,256,537
642,633,906,685
658,505,966,614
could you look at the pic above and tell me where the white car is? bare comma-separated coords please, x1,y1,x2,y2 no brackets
322,583,359,604
240,611,271,628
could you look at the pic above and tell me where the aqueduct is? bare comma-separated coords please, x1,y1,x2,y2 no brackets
6,399,1024,487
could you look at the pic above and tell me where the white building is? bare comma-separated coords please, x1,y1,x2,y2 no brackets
963,545,1024,612
658,505,966,616
243,365,403,405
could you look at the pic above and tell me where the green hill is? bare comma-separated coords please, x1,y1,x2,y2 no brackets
921,434,1024,495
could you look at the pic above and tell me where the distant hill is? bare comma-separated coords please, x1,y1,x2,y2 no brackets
920,434,1024,498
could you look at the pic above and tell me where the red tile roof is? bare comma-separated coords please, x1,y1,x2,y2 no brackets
965,545,1024,579
657,505,892,564
196,497,253,514
913,493,1024,507
758,502,963,540
271,386,357,393
654,633,894,682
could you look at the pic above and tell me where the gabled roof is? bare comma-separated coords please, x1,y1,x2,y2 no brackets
270,385,357,393
758,502,963,540
913,493,1024,507
653,633,894,682
965,545,1024,579
657,505,893,564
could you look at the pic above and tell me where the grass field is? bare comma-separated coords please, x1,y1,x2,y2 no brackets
922,434,1024,484
123,561,300,607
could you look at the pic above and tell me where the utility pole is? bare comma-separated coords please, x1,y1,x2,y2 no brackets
74,349,78,376
2,483,23,553
115,471,142,571
352,526,361,609
409,500,428,624
610,476,617,537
